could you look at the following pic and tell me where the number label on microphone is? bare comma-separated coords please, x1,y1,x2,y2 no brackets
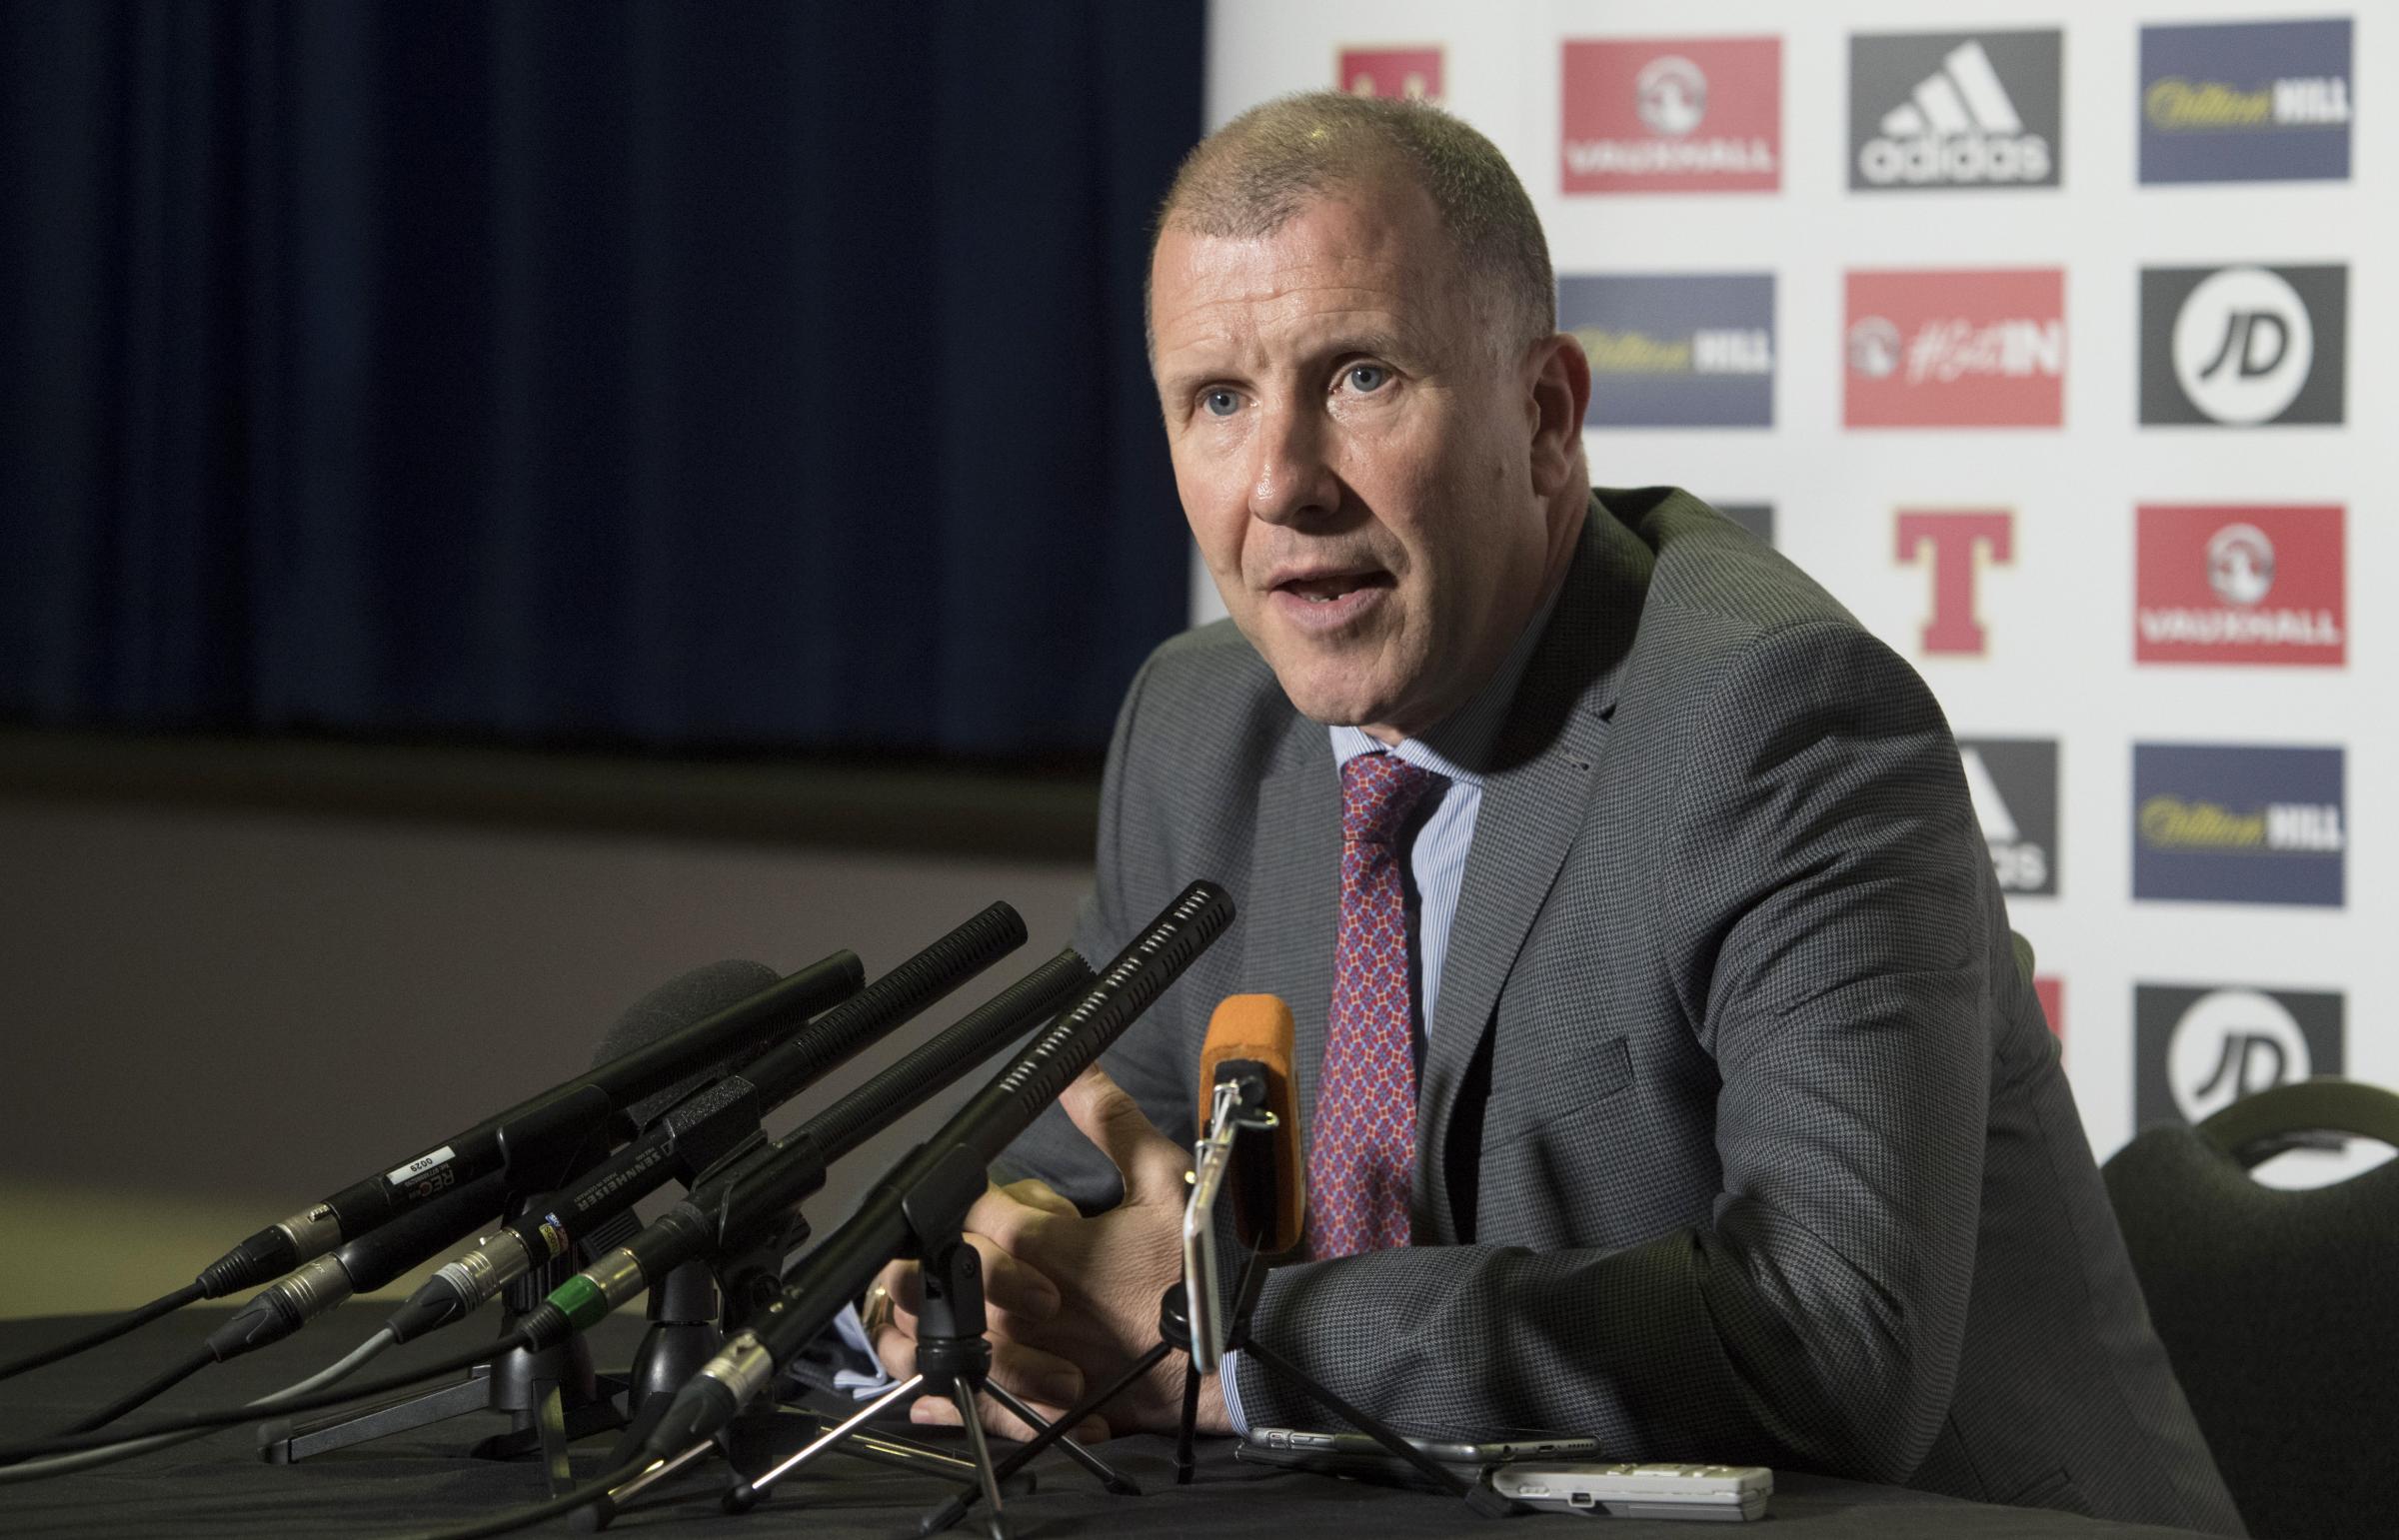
387,1145,458,1187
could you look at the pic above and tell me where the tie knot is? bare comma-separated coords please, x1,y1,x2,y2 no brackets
1340,753,1437,847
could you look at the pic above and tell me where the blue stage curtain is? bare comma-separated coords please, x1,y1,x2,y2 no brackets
0,0,1202,757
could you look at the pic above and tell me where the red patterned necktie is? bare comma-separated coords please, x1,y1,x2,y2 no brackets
1308,751,1438,1259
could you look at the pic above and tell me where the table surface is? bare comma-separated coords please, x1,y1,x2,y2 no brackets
0,1307,2222,1540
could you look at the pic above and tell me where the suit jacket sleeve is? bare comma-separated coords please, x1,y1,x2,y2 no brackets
1233,620,1992,1485
990,648,1203,1211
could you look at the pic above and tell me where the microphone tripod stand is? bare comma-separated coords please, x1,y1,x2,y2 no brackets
257,1199,627,1496
718,1232,1137,1540
919,1243,1510,1534
577,1246,1001,1532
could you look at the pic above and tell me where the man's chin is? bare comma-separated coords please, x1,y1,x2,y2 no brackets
1275,680,1401,735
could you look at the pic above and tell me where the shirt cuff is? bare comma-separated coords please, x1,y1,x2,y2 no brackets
1217,1347,1250,1435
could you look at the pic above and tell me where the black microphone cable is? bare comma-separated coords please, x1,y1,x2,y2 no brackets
0,1326,402,1483
0,1282,205,1385
0,1329,518,1471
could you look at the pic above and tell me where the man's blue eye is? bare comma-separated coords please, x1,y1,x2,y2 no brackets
1201,389,1239,417
1346,364,1389,393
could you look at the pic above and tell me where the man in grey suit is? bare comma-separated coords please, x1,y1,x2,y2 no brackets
870,94,2243,1533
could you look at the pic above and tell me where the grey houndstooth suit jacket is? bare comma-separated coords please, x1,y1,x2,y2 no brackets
1004,488,2244,1534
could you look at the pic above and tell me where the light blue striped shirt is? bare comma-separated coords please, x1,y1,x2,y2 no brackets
1222,582,1561,1432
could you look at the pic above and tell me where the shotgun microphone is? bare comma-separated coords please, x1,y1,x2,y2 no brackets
194,951,862,1299
638,879,1234,1458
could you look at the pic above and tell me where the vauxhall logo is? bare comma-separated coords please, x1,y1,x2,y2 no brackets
2129,505,2348,668
2134,985,2343,1130
1850,31,2062,191
2142,265,2346,426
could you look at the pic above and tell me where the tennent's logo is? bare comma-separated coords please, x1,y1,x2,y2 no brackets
2132,745,2344,906
1338,46,1443,103
2141,265,2346,426
2135,985,2342,1129
1562,38,1780,193
1846,270,2063,428
2136,505,2344,666
1850,31,2062,190
1959,739,2057,895
1559,273,1774,428
1895,510,2012,657
2140,19,2351,183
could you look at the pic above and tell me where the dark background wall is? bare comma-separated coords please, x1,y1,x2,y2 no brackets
0,0,1207,1315
0,0,1201,756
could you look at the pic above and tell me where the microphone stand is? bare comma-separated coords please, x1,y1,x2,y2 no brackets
727,1224,1136,1535
258,1187,626,1494
913,1079,1514,1531
577,1241,994,1531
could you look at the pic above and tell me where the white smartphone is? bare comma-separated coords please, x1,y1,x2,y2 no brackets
1489,1462,1772,1522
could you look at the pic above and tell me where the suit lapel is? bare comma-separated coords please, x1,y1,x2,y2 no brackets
1242,715,1341,1138
1415,500,1653,1242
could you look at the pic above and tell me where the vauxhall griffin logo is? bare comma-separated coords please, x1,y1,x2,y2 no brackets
2142,265,2346,426
2208,525,2273,606
1850,32,2062,190
1636,56,1706,136
2135,985,2343,1130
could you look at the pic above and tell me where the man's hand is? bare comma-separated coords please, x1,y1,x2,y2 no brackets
866,1065,1233,1440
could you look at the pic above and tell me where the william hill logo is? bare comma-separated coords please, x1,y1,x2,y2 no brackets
2136,797,2343,853
1574,327,1771,375
2132,744,2344,907
1558,274,1774,428
2146,77,2350,130
2140,20,2353,184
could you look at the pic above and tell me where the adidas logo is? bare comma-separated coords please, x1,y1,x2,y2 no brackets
1859,39,2052,186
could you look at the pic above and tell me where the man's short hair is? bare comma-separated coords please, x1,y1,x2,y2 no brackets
1153,92,1556,352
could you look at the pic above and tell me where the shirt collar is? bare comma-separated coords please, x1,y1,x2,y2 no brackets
1327,579,1564,788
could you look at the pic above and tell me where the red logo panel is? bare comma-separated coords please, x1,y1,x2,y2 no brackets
1561,38,1781,193
2135,505,2345,667
2035,976,2063,1045
1339,47,1443,102
1846,269,2065,427
1895,510,2014,656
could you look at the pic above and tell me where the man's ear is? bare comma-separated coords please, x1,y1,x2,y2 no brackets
1524,333,1591,499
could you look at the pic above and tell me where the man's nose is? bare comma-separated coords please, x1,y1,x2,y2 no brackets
1244,399,1341,527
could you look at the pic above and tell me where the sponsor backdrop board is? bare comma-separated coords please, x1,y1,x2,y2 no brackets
1200,0,2393,1182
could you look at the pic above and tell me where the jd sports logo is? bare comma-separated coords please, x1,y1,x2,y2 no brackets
1851,32,2062,190
1958,740,2056,896
2142,266,2346,426
2135,985,2342,1129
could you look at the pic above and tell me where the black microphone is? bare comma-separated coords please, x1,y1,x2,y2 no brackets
516,946,1100,1349
195,951,863,1300
185,961,785,1368
641,879,1232,1457
382,903,1028,1343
